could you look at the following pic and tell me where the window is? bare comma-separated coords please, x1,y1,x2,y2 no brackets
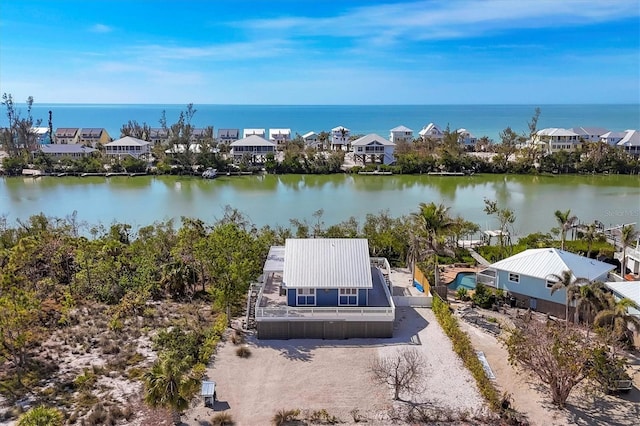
339,288,358,305
296,288,315,306
508,273,520,283
546,280,555,289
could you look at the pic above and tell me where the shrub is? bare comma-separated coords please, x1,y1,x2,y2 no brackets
309,408,339,424
236,346,251,358
17,406,64,426
272,409,300,425
456,287,469,301
231,329,245,345
210,412,234,425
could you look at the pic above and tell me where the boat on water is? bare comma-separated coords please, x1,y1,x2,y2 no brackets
202,168,218,179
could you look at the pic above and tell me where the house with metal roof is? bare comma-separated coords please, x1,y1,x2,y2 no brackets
351,134,396,165
302,131,321,149
148,128,170,145
269,128,291,147
35,144,97,158
217,128,239,145
605,281,640,318
242,128,266,139
534,128,581,153
32,127,52,145
456,128,477,150
476,248,615,318
55,128,80,144
78,128,111,146
389,125,413,144
600,131,626,146
229,135,275,163
253,238,395,339
419,123,444,142
105,136,151,159
569,127,609,143
330,126,350,151
616,130,640,156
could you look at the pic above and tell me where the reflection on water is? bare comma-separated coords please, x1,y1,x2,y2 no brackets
1,174,639,235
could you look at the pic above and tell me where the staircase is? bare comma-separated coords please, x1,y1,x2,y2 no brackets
245,284,259,330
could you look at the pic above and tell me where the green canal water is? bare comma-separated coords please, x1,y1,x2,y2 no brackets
1,174,638,235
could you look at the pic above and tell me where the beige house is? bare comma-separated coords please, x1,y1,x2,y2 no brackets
389,125,413,143
55,128,80,144
230,135,275,163
79,128,111,147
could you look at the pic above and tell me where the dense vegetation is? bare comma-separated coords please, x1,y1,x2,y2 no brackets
2,94,639,176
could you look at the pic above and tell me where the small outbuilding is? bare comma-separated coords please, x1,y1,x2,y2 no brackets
201,380,217,407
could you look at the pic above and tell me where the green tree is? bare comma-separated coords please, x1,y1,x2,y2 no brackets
411,202,456,257
483,199,516,256
143,353,200,423
554,209,577,250
17,406,64,426
548,270,591,325
572,280,607,335
594,296,640,345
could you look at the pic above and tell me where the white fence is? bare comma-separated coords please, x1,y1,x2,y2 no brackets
255,306,395,321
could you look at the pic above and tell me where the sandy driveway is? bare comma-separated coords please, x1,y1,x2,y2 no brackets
184,307,486,426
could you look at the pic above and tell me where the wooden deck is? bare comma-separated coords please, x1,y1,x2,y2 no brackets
439,265,483,285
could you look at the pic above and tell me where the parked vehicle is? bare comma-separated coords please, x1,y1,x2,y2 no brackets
202,168,218,179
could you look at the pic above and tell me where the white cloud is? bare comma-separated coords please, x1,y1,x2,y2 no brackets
90,23,113,33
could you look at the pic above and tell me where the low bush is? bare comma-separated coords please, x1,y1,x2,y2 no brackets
272,408,300,425
236,346,251,358
210,412,234,425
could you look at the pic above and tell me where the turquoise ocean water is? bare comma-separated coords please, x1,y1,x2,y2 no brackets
7,104,640,143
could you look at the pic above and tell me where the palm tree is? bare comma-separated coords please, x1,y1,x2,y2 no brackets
594,295,640,344
569,280,607,336
580,223,598,258
548,270,591,326
411,202,455,256
554,209,577,250
143,353,200,424
619,224,638,278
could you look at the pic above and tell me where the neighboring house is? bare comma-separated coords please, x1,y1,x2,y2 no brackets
617,130,640,156
254,238,395,339
389,125,413,144
476,248,615,319
351,133,396,165
302,131,321,148
31,127,52,145
269,128,291,147
243,128,266,138
229,135,275,163
35,144,96,158
599,131,626,146
55,128,80,144
534,128,581,153
78,128,111,147
217,128,239,145
456,128,477,149
419,123,444,142
190,128,211,144
570,127,609,143
330,126,350,151
604,281,640,318
105,136,152,159
148,128,170,145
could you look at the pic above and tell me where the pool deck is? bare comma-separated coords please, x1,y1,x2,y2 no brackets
439,265,483,285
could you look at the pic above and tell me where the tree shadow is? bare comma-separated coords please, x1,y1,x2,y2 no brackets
566,386,640,426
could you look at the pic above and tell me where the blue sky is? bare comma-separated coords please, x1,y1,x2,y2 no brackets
1,0,639,104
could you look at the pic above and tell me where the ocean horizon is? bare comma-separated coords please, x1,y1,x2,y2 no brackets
4,103,639,144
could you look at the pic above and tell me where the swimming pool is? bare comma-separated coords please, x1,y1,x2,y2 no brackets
448,272,477,291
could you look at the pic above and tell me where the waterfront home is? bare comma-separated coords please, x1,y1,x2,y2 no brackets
105,136,152,160
456,128,477,150
351,133,396,165
269,128,291,147
389,125,413,143
617,130,640,156
79,128,111,147
254,238,395,339
302,131,321,148
55,128,80,144
229,135,275,163
331,126,350,151
217,128,239,145
534,128,581,153
570,127,609,143
600,131,626,146
476,248,615,319
604,280,640,346
190,128,211,144
419,123,444,142
31,127,52,145
35,144,96,158
243,128,266,138
148,128,170,145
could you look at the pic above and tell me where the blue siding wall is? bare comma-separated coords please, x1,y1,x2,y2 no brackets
287,289,296,306
358,289,367,307
316,289,338,307
496,271,565,304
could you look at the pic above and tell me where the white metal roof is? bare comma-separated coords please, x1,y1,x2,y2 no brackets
390,125,413,132
605,281,640,316
302,131,318,139
617,130,640,147
282,238,372,289
419,123,442,136
489,248,615,281
263,246,285,273
351,133,395,146
106,136,150,147
230,135,275,147
331,126,349,132
243,128,265,138
536,128,579,137
269,129,291,138
201,381,216,396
